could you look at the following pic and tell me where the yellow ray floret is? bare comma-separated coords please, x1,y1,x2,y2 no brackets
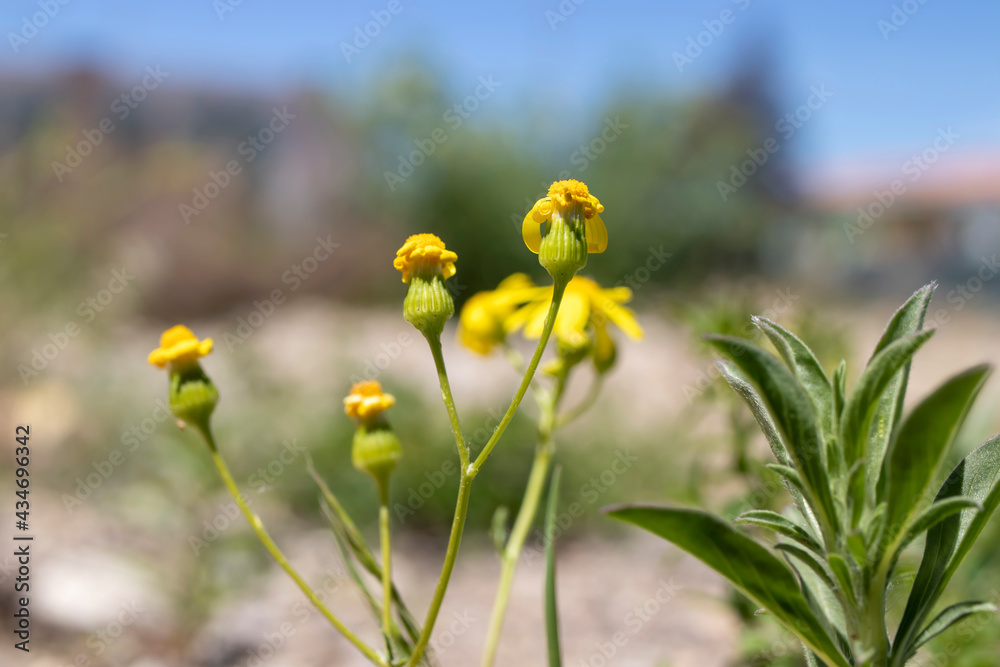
509,276,643,343
148,325,214,368
522,179,607,254
458,273,546,355
393,233,458,283
344,380,396,421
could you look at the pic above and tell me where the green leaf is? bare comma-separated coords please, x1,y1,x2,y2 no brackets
774,542,836,590
841,330,934,468
840,329,934,526
833,360,847,425
902,497,983,549
910,601,998,656
544,466,563,667
865,284,936,497
881,365,991,560
827,553,857,606
891,434,1000,666
735,510,823,553
605,504,851,667
755,316,835,438
708,337,837,539
717,361,791,466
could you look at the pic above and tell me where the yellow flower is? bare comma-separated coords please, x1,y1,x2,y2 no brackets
522,179,607,255
458,274,545,355
344,380,396,422
508,276,642,371
393,233,458,283
148,325,214,368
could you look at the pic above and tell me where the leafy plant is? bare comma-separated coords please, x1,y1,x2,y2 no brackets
608,284,1000,666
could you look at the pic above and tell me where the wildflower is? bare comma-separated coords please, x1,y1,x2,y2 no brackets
344,380,397,423
522,180,607,281
508,276,642,372
344,381,401,494
458,274,544,355
148,325,213,368
148,325,218,438
395,233,457,338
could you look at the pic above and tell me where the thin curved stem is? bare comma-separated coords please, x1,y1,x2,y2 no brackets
406,473,473,666
428,336,470,469
481,371,568,667
379,503,395,642
555,374,603,428
203,430,386,666
470,278,568,475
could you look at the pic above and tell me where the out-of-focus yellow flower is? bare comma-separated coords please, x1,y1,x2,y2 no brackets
508,276,642,371
344,380,396,422
522,180,607,255
458,274,545,355
148,325,214,368
393,233,458,283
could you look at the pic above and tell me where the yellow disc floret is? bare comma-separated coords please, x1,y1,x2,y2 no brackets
522,179,607,255
344,380,396,422
393,233,458,283
148,325,214,368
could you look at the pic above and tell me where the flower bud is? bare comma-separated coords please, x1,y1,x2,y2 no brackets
352,423,403,492
394,233,458,339
148,325,218,439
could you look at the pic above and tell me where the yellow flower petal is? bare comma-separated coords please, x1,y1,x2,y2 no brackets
148,325,213,368
585,212,608,253
522,206,544,254
344,381,396,421
394,233,458,283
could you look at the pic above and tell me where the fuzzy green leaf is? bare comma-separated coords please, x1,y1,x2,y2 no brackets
865,284,936,497
717,361,791,466
606,504,851,667
735,510,823,554
909,601,998,657
708,337,837,539
891,434,1000,666
902,497,982,550
755,317,835,438
881,365,991,560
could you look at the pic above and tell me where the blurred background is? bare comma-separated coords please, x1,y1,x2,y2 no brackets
2,1,1000,665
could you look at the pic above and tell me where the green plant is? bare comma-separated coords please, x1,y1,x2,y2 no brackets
608,284,1000,667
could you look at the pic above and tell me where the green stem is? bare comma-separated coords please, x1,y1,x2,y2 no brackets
406,473,473,666
203,430,386,666
428,335,470,469
470,278,568,475
481,371,568,667
407,277,568,666
379,502,395,642
555,374,602,428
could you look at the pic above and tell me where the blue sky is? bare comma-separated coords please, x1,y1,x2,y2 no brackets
2,0,998,170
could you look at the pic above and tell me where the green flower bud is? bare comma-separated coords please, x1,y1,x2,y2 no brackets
403,274,455,339
169,362,219,438
352,422,402,495
538,204,589,283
